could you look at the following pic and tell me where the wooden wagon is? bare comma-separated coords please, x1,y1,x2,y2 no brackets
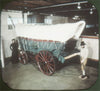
15,21,86,76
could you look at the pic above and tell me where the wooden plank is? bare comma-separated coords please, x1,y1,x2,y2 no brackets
88,58,99,61
64,53,80,60
80,35,99,39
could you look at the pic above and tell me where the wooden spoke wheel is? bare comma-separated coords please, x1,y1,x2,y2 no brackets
35,51,55,76
18,50,28,64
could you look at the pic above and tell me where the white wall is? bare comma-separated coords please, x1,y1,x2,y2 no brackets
82,38,99,60
1,11,23,58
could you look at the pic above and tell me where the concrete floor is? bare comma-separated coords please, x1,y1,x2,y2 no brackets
2,61,98,90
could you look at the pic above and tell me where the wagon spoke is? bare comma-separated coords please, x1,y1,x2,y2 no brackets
38,55,44,62
39,52,46,62
42,51,48,60
47,65,54,72
47,55,52,60
48,68,52,73
45,64,49,73
45,51,48,58
48,62,55,67
35,51,55,76
47,57,53,62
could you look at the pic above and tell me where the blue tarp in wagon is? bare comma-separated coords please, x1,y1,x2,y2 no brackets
18,37,66,63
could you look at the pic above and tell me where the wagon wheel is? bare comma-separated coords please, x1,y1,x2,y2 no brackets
18,50,28,64
35,51,55,76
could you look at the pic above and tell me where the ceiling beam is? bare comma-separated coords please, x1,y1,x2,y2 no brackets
15,0,42,7
22,0,53,5
36,7,96,14
32,1,88,10
43,0,57,4
12,1,40,7
4,4,33,11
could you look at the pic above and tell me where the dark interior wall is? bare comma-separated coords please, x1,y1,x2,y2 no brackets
36,15,44,23
27,13,44,23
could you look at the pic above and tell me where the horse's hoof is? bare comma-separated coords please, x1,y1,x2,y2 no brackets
79,75,89,80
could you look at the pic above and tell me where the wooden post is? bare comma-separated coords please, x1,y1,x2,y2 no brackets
64,52,80,60
1,37,5,68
